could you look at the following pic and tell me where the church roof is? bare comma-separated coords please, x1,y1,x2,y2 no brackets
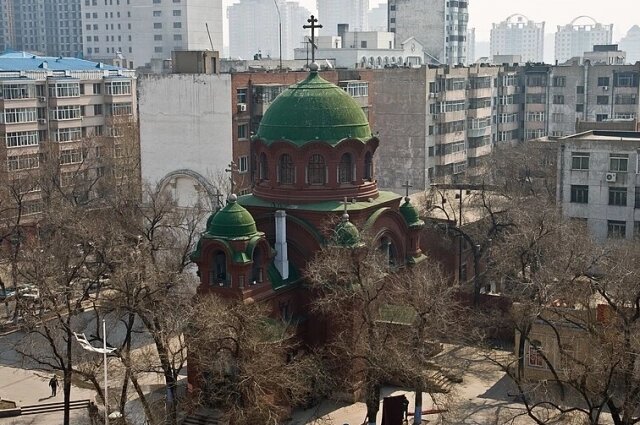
206,194,258,239
334,215,363,248
399,197,424,228
255,68,373,146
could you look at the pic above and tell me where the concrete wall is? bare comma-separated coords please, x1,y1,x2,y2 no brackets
139,73,232,207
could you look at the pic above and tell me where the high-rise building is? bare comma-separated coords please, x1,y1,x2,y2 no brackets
367,2,387,32
619,25,640,64
0,0,84,58
82,0,223,69
317,0,369,35
467,28,475,64
490,14,544,63
555,17,613,64
388,0,469,65
228,0,310,61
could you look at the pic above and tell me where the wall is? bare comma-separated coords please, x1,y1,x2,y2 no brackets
138,73,232,206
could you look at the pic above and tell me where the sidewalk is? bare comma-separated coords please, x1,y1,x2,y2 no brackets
0,365,96,424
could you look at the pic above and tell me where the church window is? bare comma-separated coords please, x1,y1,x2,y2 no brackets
364,152,373,180
307,154,326,185
379,236,398,268
210,250,228,286
251,246,264,284
278,154,295,184
259,153,268,180
338,153,353,183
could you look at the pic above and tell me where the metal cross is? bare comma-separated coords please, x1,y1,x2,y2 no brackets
402,180,413,198
212,189,224,211
225,161,237,196
303,15,323,63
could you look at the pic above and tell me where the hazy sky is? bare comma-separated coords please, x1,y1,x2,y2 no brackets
222,0,638,43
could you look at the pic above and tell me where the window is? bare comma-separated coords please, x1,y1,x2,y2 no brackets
59,148,85,165
93,104,103,115
615,73,638,87
526,94,545,104
552,95,564,104
48,81,80,98
576,85,584,94
154,46,163,53
93,83,102,94
571,153,589,170
364,152,373,180
1,108,37,124
154,34,162,41
597,96,609,105
607,220,626,238
635,222,640,239
172,9,181,16
153,10,161,16
108,103,133,116
576,104,584,112
237,124,248,139
636,187,640,208
50,106,81,121
552,76,566,87
53,127,82,142
173,34,182,41
526,112,545,122
259,153,268,180
338,153,353,183
307,154,326,185
278,154,294,184
343,82,368,97
153,22,162,29
597,77,610,87
105,80,131,95
615,94,636,105
527,340,544,368
609,187,627,206
238,156,248,173
173,22,182,28
236,88,247,104
6,154,39,171
559,345,575,371
570,185,589,203
596,114,609,122
610,154,628,172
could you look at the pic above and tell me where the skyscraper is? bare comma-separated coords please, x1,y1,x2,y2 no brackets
490,14,545,63
388,0,469,65
619,25,640,64
228,0,310,61
0,0,84,58
555,17,613,64
368,2,387,32
82,0,223,69
317,0,369,35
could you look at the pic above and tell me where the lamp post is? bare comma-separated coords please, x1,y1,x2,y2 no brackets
272,0,282,70
74,319,117,425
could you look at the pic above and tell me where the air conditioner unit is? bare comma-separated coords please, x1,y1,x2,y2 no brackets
237,103,247,112
38,118,47,124
603,86,609,91
605,172,617,182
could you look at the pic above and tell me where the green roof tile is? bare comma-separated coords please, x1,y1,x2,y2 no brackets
255,71,373,146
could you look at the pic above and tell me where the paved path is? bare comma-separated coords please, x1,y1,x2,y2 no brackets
0,365,95,424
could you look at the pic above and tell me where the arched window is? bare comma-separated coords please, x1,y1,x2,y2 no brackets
338,153,353,183
278,154,295,184
251,246,264,284
210,250,228,287
307,154,326,185
364,152,373,180
259,153,268,180
379,236,398,267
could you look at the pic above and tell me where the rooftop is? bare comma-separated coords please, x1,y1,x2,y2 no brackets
560,130,640,142
0,51,125,72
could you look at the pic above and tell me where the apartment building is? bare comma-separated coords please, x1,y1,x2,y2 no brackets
557,130,640,241
0,51,137,219
555,17,613,64
388,0,469,65
0,0,84,58
524,62,640,139
490,14,545,63
317,0,369,35
228,0,309,61
82,0,223,69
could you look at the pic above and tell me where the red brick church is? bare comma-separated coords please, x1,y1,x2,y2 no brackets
188,63,427,386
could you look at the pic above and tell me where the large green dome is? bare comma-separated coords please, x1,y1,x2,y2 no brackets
255,70,373,146
206,195,258,239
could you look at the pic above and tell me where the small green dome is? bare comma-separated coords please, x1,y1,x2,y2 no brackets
255,70,373,146
399,198,424,228
334,214,362,247
206,195,258,239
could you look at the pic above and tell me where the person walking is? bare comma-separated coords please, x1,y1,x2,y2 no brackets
49,375,58,397
87,401,99,425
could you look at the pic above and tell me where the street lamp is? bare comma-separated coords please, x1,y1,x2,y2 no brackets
74,319,117,425
272,0,282,70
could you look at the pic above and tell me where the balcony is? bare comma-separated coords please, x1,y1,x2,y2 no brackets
467,126,490,138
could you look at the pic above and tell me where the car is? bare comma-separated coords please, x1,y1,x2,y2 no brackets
0,287,16,301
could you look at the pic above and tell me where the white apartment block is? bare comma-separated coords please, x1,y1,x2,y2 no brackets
317,0,369,35
0,52,137,217
490,14,544,63
228,0,310,61
619,25,640,64
467,27,475,64
557,131,640,241
388,0,469,66
82,0,223,69
555,17,613,64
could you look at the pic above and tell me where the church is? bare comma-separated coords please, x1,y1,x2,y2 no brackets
188,62,427,387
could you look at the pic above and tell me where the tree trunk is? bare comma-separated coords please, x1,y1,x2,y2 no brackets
63,367,72,425
129,372,156,424
413,384,422,425
365,381,380,425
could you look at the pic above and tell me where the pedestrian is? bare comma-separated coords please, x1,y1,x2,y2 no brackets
49,375,58,397
87,401,99,425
